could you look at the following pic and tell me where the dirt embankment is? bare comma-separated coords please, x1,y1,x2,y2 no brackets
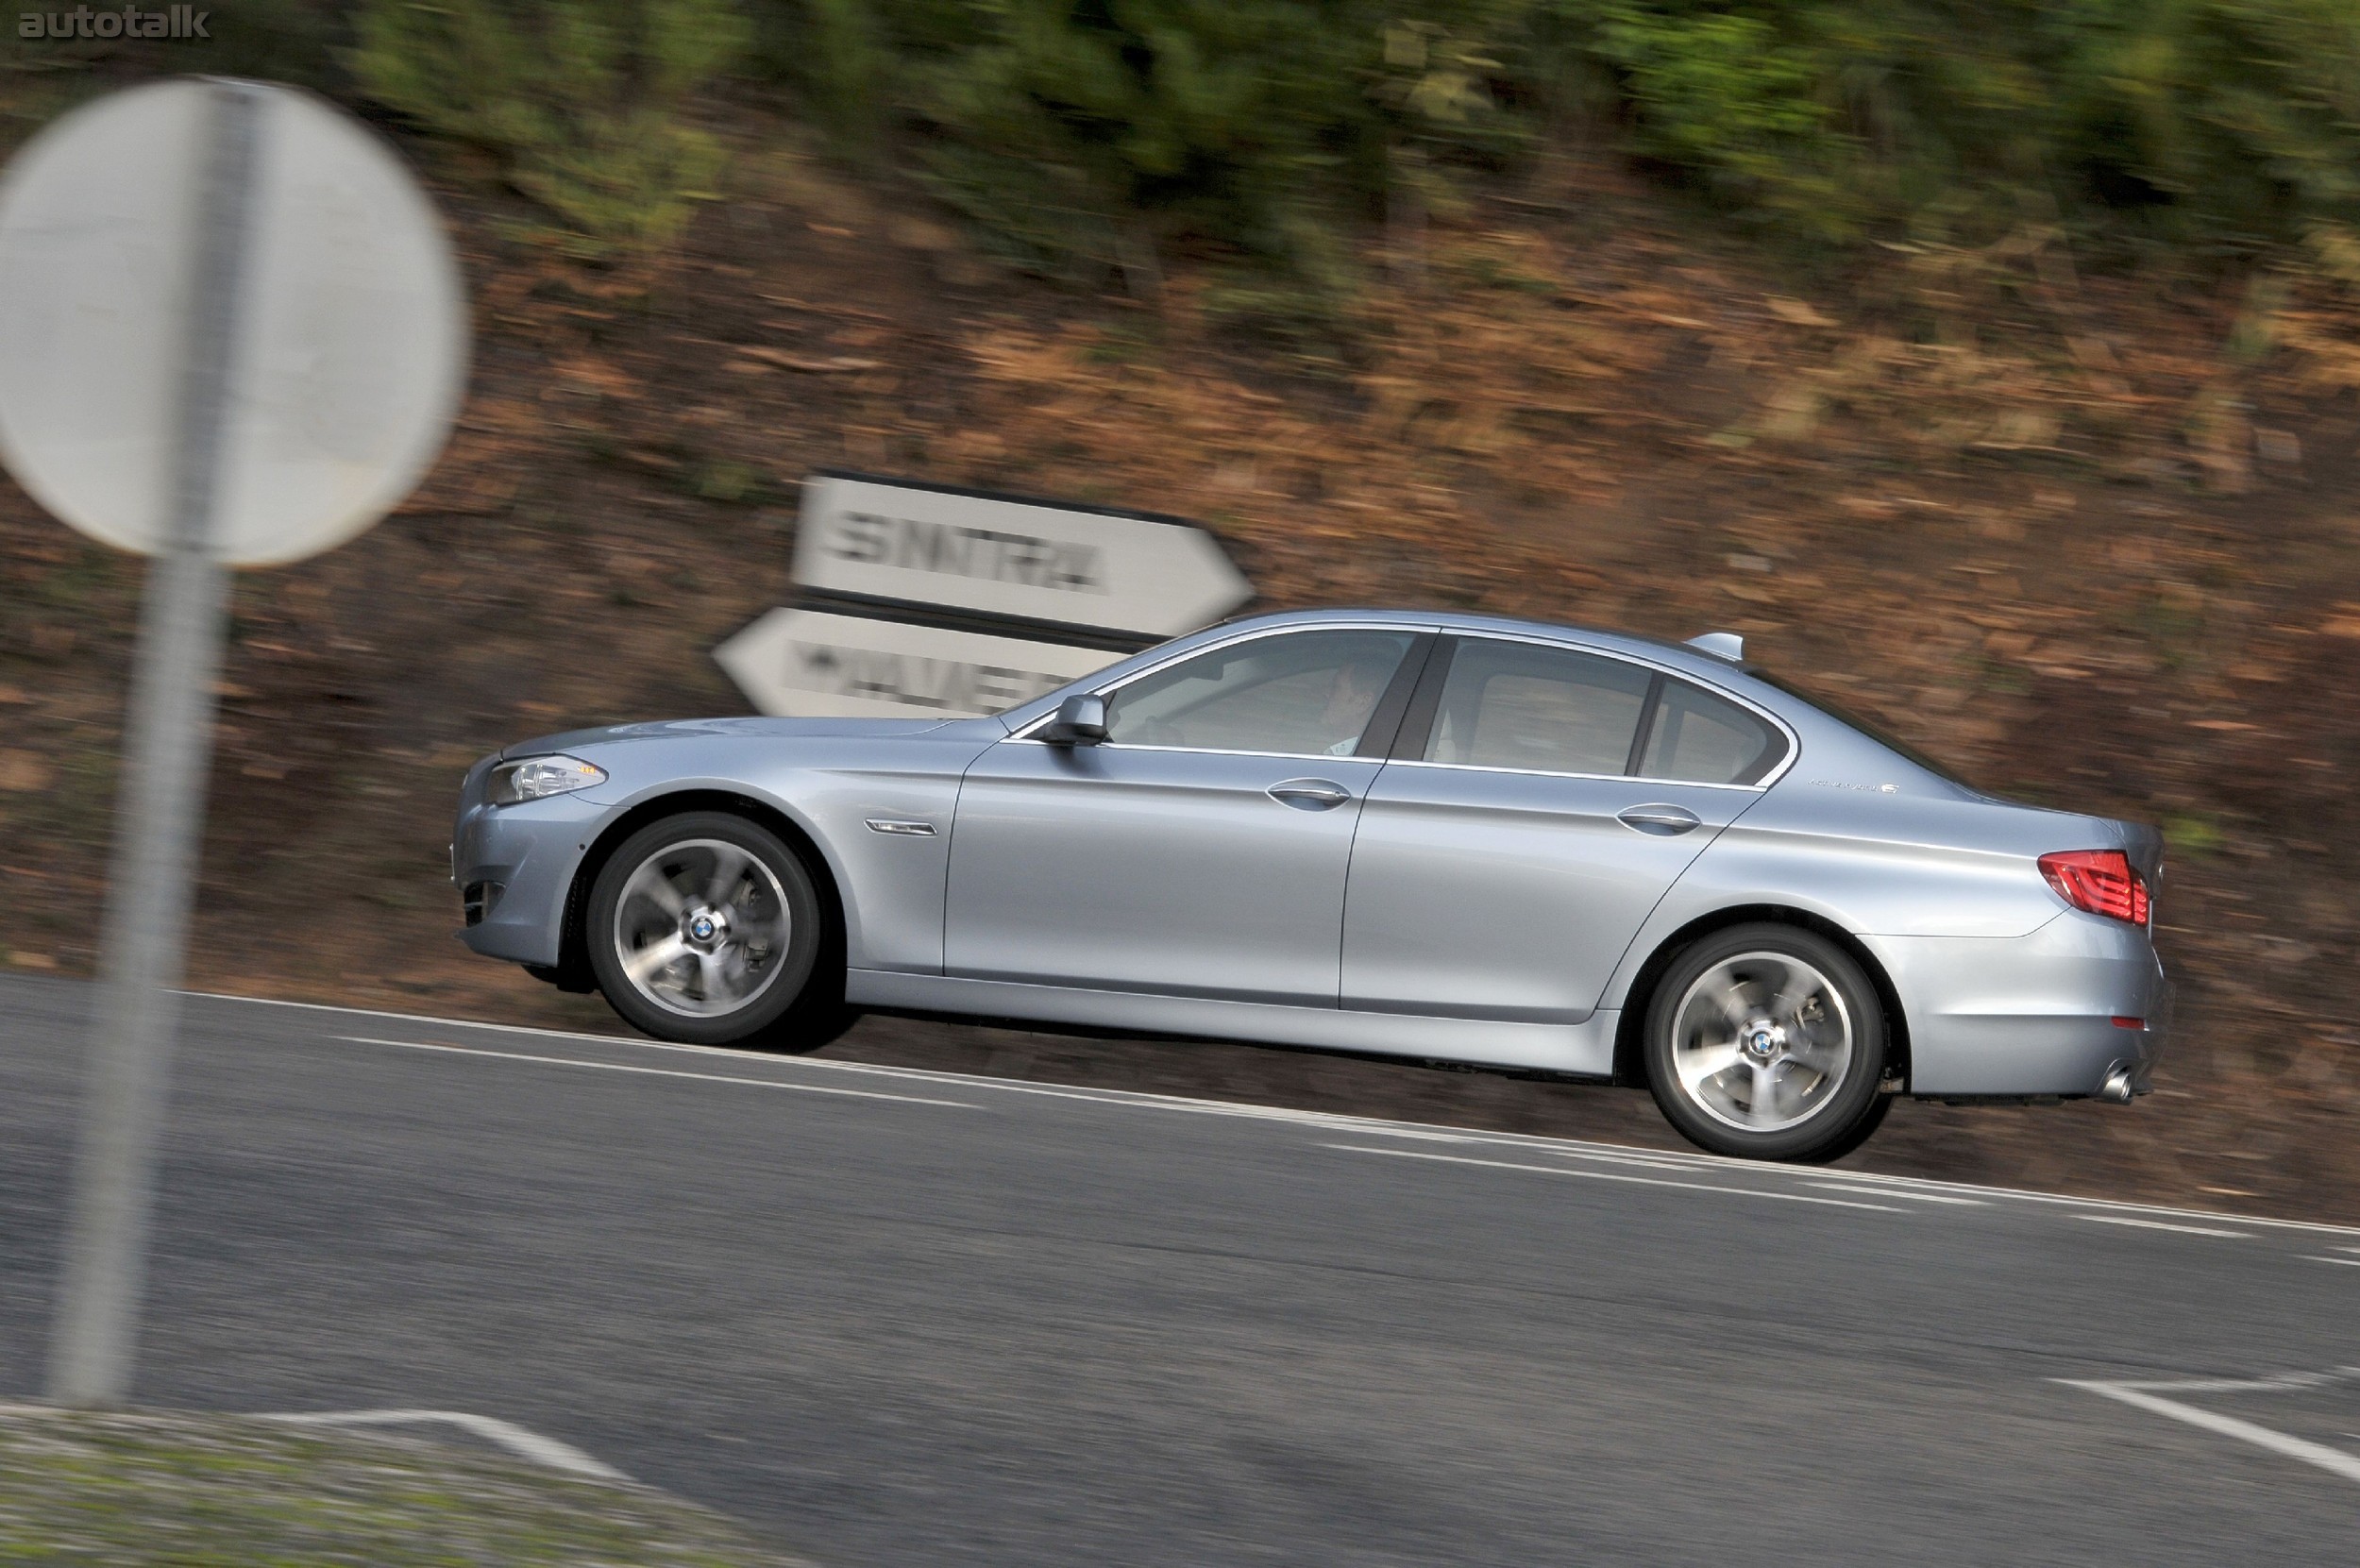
4,113,2358,1219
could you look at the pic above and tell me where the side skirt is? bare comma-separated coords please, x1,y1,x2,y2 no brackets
845,969,1619,1078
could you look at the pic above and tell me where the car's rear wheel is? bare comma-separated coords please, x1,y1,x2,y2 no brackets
585,812,845,1050
1644,924,1890,1162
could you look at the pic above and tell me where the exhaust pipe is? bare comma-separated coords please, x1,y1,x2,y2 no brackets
2097,1064,2137,1104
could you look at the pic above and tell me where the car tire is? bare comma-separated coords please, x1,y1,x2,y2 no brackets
1643,923,1891,1163
586,811,838,1050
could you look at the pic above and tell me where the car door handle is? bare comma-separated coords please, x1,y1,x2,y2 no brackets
1617,803,1702,835
1267,778,1355,811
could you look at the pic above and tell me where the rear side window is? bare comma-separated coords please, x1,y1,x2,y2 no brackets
1425,641,1652,775
1638,678,1784,785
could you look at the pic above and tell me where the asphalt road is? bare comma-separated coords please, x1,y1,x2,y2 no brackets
4,972,2356,1566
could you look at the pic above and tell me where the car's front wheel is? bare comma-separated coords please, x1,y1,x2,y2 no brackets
585,811,844,1049
1643,924,1891,1162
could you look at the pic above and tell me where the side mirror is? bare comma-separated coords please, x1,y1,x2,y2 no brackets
1043,693,1109,746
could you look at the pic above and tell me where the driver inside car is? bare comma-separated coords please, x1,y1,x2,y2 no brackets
1320,655,1394,754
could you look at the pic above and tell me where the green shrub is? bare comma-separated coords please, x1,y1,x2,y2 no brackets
906,0,1365,280
1559,0,2360,249
351,0,750,255
1588,2,1849,237
735,1,2352,279
752,0,1528,287
2052,0,2360,247
73,0,2347,276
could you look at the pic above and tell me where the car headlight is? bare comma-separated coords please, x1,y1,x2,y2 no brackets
487,754,607,805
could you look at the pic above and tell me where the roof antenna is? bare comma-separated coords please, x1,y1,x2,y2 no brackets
1687,632,1745,663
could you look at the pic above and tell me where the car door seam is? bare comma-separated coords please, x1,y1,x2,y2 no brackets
1596,789,1774,1010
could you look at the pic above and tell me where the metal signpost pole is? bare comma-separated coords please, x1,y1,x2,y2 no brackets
48,80,260,1407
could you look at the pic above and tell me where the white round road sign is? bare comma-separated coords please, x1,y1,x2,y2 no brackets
0,78,466,565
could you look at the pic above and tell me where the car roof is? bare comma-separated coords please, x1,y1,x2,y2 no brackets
1210,606,1753,686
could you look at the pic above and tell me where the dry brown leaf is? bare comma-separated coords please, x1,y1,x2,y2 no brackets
1765,296,1836,329
735,347,885,373
0,751,52,791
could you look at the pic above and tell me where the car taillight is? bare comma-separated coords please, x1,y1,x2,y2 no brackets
2038,850,2149,926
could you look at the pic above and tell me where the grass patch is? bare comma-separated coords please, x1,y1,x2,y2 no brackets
2166,813,2228,860
0,1408,810,1567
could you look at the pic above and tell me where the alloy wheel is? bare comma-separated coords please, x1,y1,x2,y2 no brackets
610,837,793,1019
1667,951,1855,1133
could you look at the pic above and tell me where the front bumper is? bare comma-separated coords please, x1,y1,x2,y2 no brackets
450,785,615,968
1863,912,2170,1099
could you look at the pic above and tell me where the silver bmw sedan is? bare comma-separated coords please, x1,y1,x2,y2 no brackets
451,609,2167,1161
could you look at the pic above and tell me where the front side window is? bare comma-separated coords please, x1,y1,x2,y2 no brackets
1103,630,1417,756
1425,641,1653,775
1639,678,1782,785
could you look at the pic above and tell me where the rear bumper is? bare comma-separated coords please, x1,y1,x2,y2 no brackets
1863,913,2169,1098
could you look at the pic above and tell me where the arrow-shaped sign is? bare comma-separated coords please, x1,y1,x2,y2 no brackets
792,473,1251,640
715,608,1121,719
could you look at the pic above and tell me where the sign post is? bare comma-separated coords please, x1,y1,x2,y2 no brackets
0,77,467,1405
46,78,258,1411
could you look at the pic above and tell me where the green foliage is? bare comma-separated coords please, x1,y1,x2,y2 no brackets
1590,3,1845,234
750,0,2360,273
2052,0,2360,246
794,0,895,149
1553,0,2360,249
351,0,750,255
201,0,355,85
755,0,1529,287
2166,812,2227,858
34,0,2355,273
909,1,1362,280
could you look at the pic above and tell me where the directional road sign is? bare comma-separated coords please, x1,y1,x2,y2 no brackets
716,609,1121,719
792,474,1252,640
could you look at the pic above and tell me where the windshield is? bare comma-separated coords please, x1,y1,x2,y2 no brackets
1745,667,1982,792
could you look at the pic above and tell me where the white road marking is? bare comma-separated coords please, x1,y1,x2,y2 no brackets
1327,1144,1902,1211
336,1037,982,1109
2073,1214,2251,1239
179,989,2360,1239
0,1402,628,1483
2058,1377,2360,1487
2303,1255,2360,1268
259,1408,629,1481
1367,1128,1694,1172
1554,1155,1696,1173
1808,1183,1986,1206
2073,1373,2343,1395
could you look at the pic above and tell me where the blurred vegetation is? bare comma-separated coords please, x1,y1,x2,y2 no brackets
350,0,750,255
0,0,346,141
757,0,2360,278
8,0,2360,278
758,0,1530,295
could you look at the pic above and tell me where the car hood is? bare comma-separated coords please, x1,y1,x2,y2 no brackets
499,715,964,759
